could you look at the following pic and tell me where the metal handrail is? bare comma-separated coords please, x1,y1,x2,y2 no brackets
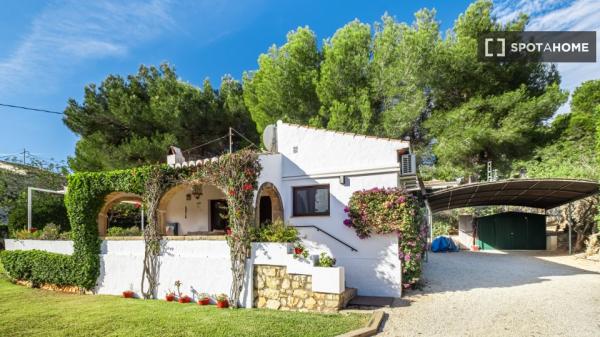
292,225,358,252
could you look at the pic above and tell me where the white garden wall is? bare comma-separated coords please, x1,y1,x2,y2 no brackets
4,239,74,254
3,239,344,307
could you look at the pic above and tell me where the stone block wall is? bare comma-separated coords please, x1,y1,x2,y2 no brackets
253,265,347,312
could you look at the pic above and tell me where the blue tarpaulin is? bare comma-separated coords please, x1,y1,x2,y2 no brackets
431,236,459,252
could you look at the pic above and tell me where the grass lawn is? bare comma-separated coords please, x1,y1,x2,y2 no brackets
0,278,368,337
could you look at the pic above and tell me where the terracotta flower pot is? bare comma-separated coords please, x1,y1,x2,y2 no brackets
178,296,192,303
198,298,210,305
165,294,175,302
216,300,229,308
122,291,135,298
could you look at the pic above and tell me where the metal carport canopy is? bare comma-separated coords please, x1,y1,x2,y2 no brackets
426,179,600,213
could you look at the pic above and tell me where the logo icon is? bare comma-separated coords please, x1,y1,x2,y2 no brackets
484,37,505,57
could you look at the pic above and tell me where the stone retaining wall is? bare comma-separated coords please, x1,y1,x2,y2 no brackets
253,265,348,312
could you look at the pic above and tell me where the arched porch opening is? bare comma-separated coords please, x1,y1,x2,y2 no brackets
255,182,284,226
157,182,227,235
97,192,143,236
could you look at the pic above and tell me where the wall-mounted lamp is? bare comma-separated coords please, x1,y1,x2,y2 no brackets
191,185,203,199
339,175,347,185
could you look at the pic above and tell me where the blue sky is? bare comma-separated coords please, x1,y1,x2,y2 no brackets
0,0,599,165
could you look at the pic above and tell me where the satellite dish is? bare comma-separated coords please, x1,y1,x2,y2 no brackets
263,124,277,152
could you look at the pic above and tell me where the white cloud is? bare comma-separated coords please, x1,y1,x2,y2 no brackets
494,0,600,114
0,0,174,95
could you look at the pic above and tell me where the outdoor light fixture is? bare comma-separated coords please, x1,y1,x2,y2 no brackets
339,175,346,185
191,185,203,199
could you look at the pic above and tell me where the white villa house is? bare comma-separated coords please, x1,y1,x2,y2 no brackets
5,121,419,311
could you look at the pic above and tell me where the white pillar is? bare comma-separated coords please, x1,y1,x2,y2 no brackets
27,187,33,231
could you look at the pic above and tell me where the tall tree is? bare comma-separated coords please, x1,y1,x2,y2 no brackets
514,80,600,180
372,11,440,140
422,0,563,180
316,20,374,133
243,27,321,133
64,64,257,171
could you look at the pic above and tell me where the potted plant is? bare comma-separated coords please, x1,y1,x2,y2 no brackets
216,293,229,308
174,280,182,297
178,295,192,303
122,290,135,298
165,290,176,302
197,293,210,305
293,242,309,259
316,252,336,267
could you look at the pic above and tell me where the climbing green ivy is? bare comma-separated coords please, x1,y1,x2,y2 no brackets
1,150,260,298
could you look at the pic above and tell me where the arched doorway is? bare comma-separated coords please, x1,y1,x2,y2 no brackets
97,192,143,236
255,182,284,226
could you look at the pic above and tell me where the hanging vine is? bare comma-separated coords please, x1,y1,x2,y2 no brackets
141,167,173,299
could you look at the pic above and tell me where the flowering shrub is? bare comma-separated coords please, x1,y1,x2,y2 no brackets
344,187,426,288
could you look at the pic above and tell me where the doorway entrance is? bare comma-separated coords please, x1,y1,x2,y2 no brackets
210,199,228,231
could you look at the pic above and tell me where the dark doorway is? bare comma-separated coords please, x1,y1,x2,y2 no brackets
259,196,272,225
210,199,228,231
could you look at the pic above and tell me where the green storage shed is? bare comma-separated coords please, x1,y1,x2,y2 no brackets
476,212,546,250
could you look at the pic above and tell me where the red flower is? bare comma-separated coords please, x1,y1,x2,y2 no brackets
225,227,232,235
294,247,303,255
242,183,253,191
29,227,38,233
228,189,236,196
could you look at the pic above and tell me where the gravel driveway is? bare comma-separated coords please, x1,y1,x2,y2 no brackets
380,251,600,337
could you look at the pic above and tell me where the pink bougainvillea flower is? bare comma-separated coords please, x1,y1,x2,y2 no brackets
404,254,411,262
343,206,350,213
242,183,253,191
343,219,352,227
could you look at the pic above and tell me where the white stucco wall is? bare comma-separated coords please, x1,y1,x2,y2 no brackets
276,120,408,176
96,239,240,303
4,239,342,307
163,185,226,234
4,239,74,254
252,122,407,297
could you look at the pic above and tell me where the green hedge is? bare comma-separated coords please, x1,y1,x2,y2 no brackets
0,166,159,290
0,250,76,286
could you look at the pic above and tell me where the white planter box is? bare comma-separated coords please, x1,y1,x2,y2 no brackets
312,266,344,294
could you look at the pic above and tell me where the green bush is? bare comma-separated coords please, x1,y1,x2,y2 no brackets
0,250,76,287
7,192,69,233
13,229,41,240
106,226,142,237
250,220,299,242
316,252,336,267
432,220,452,238
10,224,71,240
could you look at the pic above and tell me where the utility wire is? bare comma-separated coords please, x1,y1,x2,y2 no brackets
0,103,63,115
182,134,229,153
230,128,259,149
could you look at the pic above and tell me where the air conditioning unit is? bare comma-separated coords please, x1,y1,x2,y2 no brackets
400,154,416,176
